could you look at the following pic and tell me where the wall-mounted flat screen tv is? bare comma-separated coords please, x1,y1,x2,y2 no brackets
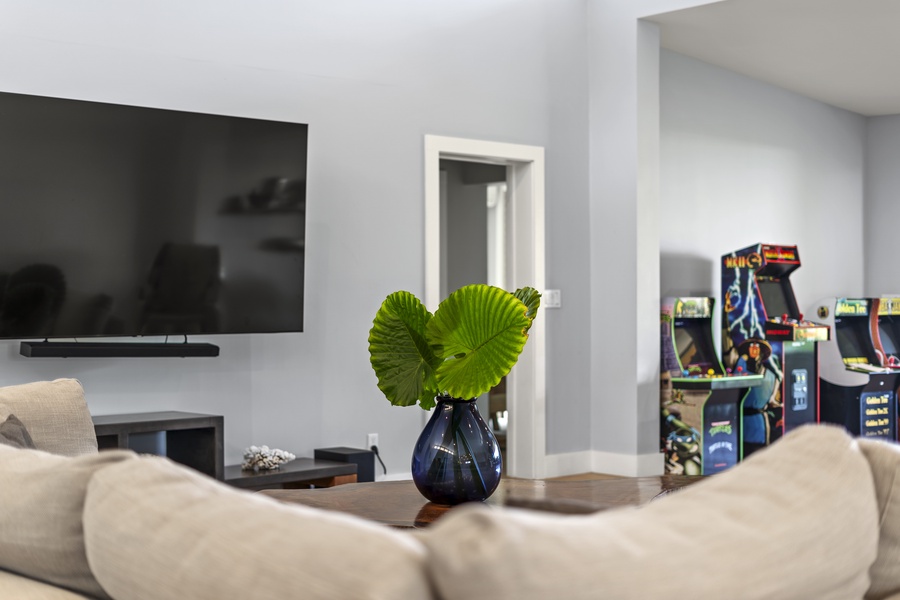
0,90,307,340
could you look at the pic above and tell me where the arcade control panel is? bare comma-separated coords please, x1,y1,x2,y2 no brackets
671,367,764,390
765,313,830,342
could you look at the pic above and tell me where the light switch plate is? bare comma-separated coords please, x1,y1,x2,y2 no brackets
545,289,561,308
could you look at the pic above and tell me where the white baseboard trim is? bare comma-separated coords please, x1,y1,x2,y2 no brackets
543,450,593,478
544,450,664,478
375,453,664,482
378,471,413,482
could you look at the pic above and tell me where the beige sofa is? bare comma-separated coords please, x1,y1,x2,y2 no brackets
2,379,900,600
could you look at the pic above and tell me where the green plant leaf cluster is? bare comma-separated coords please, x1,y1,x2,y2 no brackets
368,284,540,410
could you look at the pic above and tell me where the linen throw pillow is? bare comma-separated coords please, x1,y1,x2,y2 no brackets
422,424,879,600
84,454,432,600
0,413,37,449
858,438,900,600
0,445,136,599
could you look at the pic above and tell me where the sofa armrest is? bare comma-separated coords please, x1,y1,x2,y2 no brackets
0,380,97,456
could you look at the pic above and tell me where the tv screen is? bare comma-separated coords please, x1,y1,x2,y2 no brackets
879,318,899,358
757,279,794,319
0,90,307,340
673,319,718,374
835,318,874,364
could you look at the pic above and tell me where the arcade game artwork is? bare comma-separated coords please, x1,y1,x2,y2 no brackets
813,297,898,440
720,244,829,456
874,297,900,369
660,297,762,475
873,296,900,438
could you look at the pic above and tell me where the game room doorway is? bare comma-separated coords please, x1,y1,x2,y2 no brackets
423,135,547,479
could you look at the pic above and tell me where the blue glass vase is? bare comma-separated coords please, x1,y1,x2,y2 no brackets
411,396,502,506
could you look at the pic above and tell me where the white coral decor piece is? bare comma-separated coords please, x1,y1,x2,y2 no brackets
241,445,296,472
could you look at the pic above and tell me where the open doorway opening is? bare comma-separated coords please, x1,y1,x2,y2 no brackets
424,135,546,479
440,159,509,465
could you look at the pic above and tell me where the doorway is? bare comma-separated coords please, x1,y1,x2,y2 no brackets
439,159,508,465
424,135,546,479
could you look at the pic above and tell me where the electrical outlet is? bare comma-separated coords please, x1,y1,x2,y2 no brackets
366,433,379,449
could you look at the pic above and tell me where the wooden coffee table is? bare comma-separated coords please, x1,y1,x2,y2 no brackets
260,475,700,528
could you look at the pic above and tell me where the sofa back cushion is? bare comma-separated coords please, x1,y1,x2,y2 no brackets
0,445,136,599
83,454,432,600
0,379,97,456
422,424,879,600
858,438,900,600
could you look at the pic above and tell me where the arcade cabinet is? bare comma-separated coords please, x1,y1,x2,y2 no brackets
873,297,900,370
660,297,763,475
873,296,900,438
811,297,897,440
720,244,829,456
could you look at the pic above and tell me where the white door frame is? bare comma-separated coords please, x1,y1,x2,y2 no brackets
424,135,546,479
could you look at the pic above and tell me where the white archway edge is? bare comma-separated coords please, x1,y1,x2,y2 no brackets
424,135,546,479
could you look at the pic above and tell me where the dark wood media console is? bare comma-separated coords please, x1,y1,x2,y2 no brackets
223,458,358,491
92,411,224,480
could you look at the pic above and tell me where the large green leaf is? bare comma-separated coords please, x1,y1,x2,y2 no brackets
514,286,541,331
368,291,441,409
426,284,531,400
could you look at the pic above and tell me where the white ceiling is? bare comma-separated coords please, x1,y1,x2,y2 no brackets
645,0,900,117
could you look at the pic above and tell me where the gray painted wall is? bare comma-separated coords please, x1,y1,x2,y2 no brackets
0,0,595,471
660,50,867,337
865,115,900,297
585,0,724,466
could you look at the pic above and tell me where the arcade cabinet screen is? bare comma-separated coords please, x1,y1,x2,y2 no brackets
879,318,900,360
757,279,794,318
835,319,873,364
673,320,717,374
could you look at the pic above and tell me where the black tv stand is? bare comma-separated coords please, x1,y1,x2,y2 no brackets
20,341,220,358
93,411,224,479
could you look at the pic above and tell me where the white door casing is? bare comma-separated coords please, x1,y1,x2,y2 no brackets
424,135,546,479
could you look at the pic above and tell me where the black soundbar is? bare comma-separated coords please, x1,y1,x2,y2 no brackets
20,341,220,358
